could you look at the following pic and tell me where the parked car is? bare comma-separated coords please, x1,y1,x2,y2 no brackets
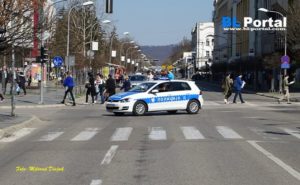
129,75,147,88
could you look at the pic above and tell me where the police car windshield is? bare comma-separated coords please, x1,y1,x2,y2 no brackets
129,82,156,92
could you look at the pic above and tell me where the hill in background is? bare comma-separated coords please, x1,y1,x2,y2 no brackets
140,45,175,65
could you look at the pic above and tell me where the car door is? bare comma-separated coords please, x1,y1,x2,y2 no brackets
168,82,193,109
147,82,174,111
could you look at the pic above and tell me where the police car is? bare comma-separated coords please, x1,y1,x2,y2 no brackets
106,80,204,116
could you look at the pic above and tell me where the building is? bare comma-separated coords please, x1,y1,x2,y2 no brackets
191,22,214,70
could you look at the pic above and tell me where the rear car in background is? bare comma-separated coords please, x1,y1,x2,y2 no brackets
106,80,204,116
129,75,147,88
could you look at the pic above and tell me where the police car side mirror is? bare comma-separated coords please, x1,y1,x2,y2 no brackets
151,89,159,94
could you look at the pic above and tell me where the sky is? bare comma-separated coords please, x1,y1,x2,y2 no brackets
103,0,214,46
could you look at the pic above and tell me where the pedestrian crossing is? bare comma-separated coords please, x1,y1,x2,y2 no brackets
1,126,300,143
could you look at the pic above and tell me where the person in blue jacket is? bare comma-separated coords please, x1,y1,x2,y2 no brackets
61,71,76,106
233,74,245,104
167,70,175,80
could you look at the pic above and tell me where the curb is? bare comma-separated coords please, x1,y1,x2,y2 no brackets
0,115,42,140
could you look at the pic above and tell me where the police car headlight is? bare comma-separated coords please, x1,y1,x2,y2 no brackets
120,98,132,103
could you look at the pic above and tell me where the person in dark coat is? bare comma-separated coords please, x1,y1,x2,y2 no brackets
233,74,245,104
17,72,27,95
222,73,233,104
105,74,116,97
120,76,131,92
61,71,76,106
86,72,96,104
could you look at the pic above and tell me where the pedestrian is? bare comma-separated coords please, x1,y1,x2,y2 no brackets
94,74,105,103
85,72,96,104
167,70,175,80
61,71,76,106
147,71,154,81
0,83,4,102
278,74,295,104
222,73,233,104
120,75,131,92
17,72,27,95
105,74,116,98
27,74,32,87
233,74,245,104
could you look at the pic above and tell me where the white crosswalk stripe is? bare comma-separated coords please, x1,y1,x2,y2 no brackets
180,126,205,140
38,132,64,141
280,128,300,139
90,179,102,185
0,128,36,142
148,127,167,140
70,128,100,141
216,126,243,139
111,127,133,141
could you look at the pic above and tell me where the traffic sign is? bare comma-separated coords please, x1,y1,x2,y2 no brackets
281,55,290,69
53,56,63,67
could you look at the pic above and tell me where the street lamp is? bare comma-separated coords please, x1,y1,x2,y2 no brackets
66,1,94,71
258,8,287,73
120,39,134,65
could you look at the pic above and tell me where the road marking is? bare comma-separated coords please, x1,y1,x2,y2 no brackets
180,127,205,140
71,128,100,141
101,145,119,165
216,126,243,139
111,127,133,141
0,128,36,142
90,179,102,185
248,140,300,181
148,127,167,140
38,132,64,141
280,128,300,139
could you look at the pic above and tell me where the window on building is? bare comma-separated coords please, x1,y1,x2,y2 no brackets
206,39,210,46
206,51,210,57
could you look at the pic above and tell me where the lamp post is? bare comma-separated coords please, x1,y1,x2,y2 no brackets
66,1,94,71
131,49,141,73
125,45,138,67
120,40,134,65
258,8,287,75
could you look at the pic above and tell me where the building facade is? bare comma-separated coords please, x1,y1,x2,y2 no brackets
191,22,214,70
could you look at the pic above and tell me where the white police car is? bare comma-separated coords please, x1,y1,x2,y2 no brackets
106,80,204,116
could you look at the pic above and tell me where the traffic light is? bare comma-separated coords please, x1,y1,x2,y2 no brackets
40,46,49,63
106,0,113,13
0,28,7,52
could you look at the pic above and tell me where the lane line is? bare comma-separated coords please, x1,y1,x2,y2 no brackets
111,127,133,141
90,179,102,185
148,127,167,140
38,132,64,141
71,128,100,141
280,128,300,139
0,128,36,142
180,127,205,140
101,145,119,165
248,140,300,181
216,126,243,139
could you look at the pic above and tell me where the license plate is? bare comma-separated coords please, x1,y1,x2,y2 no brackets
106,104,116,107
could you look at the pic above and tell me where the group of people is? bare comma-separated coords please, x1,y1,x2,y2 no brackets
61,72,118,106
222,73,295,104
222,73,246,104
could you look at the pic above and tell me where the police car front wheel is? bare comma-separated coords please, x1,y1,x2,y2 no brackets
133,101,147,116
187,100,200,114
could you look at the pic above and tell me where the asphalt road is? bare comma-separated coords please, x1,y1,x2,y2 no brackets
0,82,300,185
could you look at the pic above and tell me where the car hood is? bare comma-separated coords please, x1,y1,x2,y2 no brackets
109,91,142,101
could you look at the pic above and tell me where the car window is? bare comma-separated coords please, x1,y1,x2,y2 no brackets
130,75,147,81
169,82,191,91
152,82,171,92
129,82,156,92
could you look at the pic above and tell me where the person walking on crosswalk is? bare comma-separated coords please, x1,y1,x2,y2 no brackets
61,71,76,106
233,74,245,104
278,74,295,104
222,73,233,104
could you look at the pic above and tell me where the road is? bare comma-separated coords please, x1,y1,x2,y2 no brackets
0,82,300,185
